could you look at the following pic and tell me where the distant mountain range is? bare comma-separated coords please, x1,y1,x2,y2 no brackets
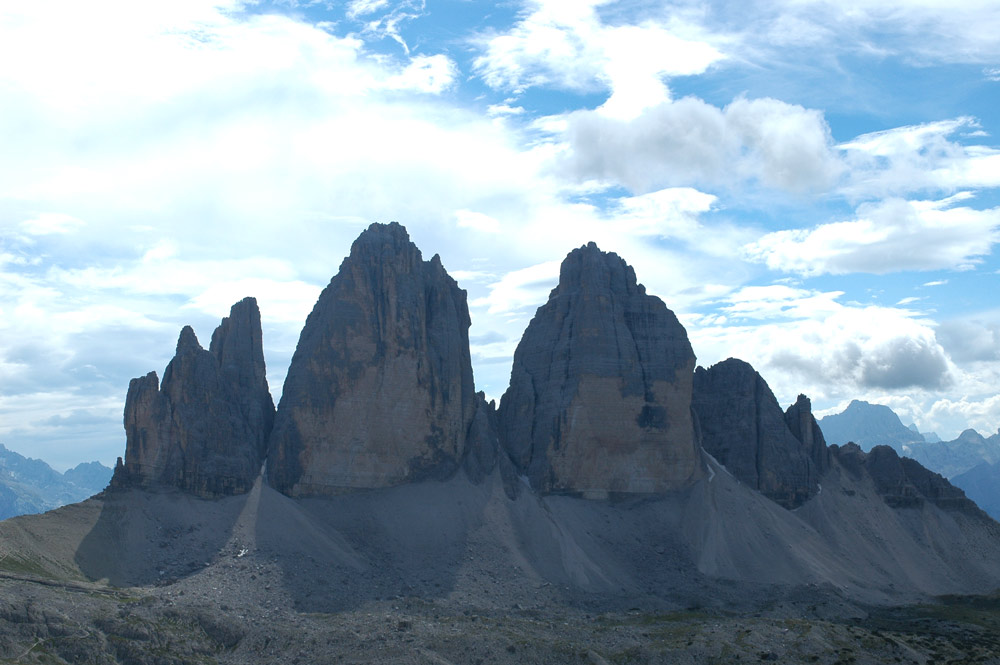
818,400,925,453
0,444,112,520
818,400,1000,520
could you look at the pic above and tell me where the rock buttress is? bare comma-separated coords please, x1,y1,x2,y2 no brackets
497,242,703,496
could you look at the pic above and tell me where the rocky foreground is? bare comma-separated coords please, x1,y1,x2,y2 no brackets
2,472,1000,665
3,574,1000,664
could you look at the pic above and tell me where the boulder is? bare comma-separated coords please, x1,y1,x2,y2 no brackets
497,242,702,496
267,222,477,496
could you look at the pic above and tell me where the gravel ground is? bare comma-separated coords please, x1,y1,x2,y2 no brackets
1,467,999,664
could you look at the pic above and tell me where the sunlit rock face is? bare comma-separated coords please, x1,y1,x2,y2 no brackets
111,297,274,497
267,222,477,496
498,242,703,497
691,358,826,509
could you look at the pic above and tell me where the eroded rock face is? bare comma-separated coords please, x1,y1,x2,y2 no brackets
267,222,477,496
498,242,703,496
831,443,981,513
111,298,274,497
692,358,822,509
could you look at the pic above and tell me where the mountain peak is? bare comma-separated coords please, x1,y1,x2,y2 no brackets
819,399,923,453
498,242,700,496
267,222,477,496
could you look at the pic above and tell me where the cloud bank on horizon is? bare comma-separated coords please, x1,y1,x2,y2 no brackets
1,0,999,469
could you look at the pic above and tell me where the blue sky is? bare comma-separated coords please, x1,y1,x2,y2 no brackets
1,0,999,470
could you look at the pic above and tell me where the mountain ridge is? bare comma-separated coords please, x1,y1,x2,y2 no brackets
0,444,112,520
1,222,997,639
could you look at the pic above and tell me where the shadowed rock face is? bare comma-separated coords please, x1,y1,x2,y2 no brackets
267,222,477,496
498,242,703,496
692,358,824,509
831,443,982,514
111,297,274,497
784,393,829,476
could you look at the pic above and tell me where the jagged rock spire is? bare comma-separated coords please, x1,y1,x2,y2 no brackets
111,297,274,497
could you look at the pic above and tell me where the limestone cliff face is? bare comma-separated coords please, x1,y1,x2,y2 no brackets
691,358,823,509
111,298,274,497
267,222,477,496
497,243,703,496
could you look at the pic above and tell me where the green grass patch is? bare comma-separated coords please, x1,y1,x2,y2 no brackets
0,554,53,579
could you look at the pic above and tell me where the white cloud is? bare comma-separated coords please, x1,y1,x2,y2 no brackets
928,394,1000,439
472,260,561,315
689,285,953,408
744,196,1000,276
473,0,724,118
824,1,1000,61
937,314,1000,364
561,96,842,194
733,0,1000,65
841,118,1000,197
19,213,85,236
185,278,322,325
347,0,426,53
455,210,501,233
347,0,390,19
487,103,526,117
386,54,457,93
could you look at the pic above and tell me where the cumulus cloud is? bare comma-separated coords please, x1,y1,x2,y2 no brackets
472,260,561,315
562,96,842,194
928,395,1000,438
689,285,953,404
386,54,458,93
858,335,951,390
937,317,1000,363
473,0,724,117
744,195,1000,276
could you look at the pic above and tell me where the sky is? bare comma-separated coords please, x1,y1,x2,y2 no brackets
1,0,999,470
